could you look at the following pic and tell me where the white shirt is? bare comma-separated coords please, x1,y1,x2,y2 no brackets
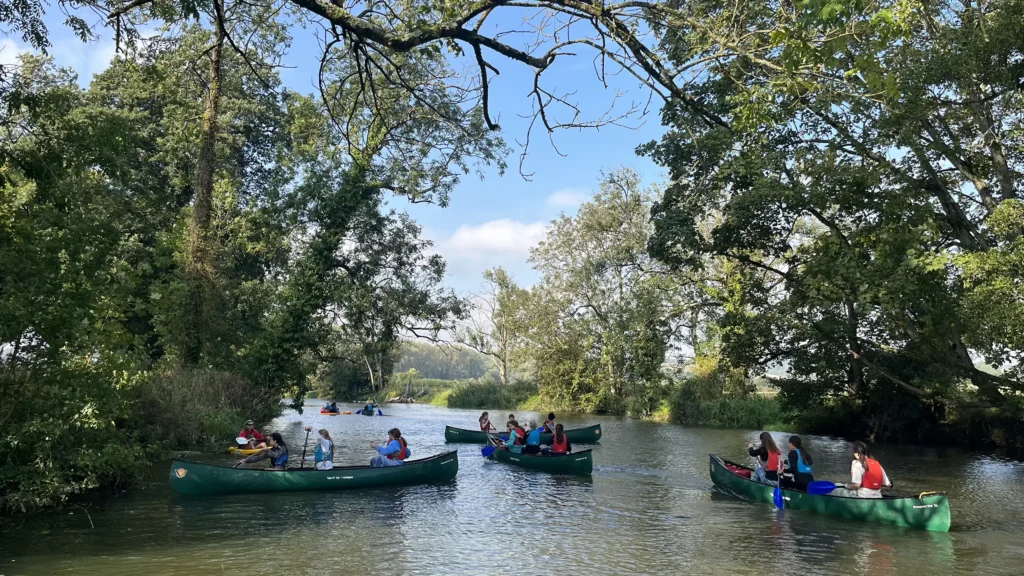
850,460,890,498
314,435,334,470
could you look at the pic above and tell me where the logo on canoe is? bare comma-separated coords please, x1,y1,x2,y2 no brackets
174,468,187,479
595,429,600,435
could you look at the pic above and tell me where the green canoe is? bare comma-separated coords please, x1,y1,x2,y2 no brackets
488,448,593,476
709,455,951,532
169,451,458,496
444,423,602,444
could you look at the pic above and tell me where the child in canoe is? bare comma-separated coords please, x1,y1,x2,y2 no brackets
370,428,410,467
234,432,288,470
479,412,497,432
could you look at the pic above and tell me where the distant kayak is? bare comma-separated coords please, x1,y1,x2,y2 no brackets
227,446,263,456
170,451,459,495
320,409,341,416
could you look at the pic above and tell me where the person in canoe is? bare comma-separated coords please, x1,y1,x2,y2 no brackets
782,435,814,491
543,423,572,455
523,419,543,454
830,442,893,498
327,402,340,414
506,414,516,430
496,420,527,453
239,419,267,449
305,426,335,470
233,432,288,470
479,412,497,432
541,412,556,433
363,400,376,414
747,432,783,485
370,428,410,467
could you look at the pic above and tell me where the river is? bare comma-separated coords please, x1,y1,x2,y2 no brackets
2,403,1023,575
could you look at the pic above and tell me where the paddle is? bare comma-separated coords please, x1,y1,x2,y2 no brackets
298,429,311,470
235,436,249,446
481,436,501,457
773,484,784,509
355,408,362,414
807,481,843,495
377,408,383,416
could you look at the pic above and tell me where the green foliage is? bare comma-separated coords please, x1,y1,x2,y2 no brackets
444,381,540,410
645,0,1024,445
0,12,503,510
527,169,682,417
395,341,489,380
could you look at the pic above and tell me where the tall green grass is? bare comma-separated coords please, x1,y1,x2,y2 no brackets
668,377,790,429
445,381,539,410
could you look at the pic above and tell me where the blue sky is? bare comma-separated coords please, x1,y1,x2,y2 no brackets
2,8,667,295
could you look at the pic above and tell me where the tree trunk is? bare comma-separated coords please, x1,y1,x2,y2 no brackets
182,18,225,365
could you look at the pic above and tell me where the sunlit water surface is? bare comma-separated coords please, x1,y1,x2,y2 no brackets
2,403,1023,575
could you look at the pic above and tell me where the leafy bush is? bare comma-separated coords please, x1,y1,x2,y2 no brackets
133,369,281,450
445,381,540,410
668,375,789,429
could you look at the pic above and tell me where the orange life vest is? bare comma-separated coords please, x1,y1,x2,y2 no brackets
765,449,782,473
551,433,568,454
513,427,526,445
861,458,884,490
386,438,408,461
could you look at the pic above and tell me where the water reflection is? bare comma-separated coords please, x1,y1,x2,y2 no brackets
1,403,1023,575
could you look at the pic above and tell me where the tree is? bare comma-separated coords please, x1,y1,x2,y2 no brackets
457,267,530,385
528,169,685,415
642,0,1023,439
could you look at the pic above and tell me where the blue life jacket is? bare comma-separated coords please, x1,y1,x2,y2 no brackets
527,428,542,446
315,440,333,463
272,449,288,468
795,449,812,474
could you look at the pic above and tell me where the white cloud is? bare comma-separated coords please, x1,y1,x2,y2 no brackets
546,188,590,208
426,219,546,294
0,38,31,68
51,37,118,85
443,219,546,259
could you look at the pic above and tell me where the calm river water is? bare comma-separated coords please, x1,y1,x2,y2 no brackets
2,403,1023,575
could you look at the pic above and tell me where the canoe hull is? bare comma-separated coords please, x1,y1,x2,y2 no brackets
489,448,593,476
444,424,602,444
170,451,459,496
708,454,951,532
319,410,341,416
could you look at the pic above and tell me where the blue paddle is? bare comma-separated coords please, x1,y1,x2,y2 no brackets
377,408,383,416
773,485,784,509
355,409,361,414
807,481,841,495
481,445,496,457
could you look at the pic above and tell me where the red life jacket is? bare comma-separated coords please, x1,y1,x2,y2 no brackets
862,458,884,490
513,427,526,445
551,433,568,454
480,419,492,431
765,449,782,473
386,438,408,461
